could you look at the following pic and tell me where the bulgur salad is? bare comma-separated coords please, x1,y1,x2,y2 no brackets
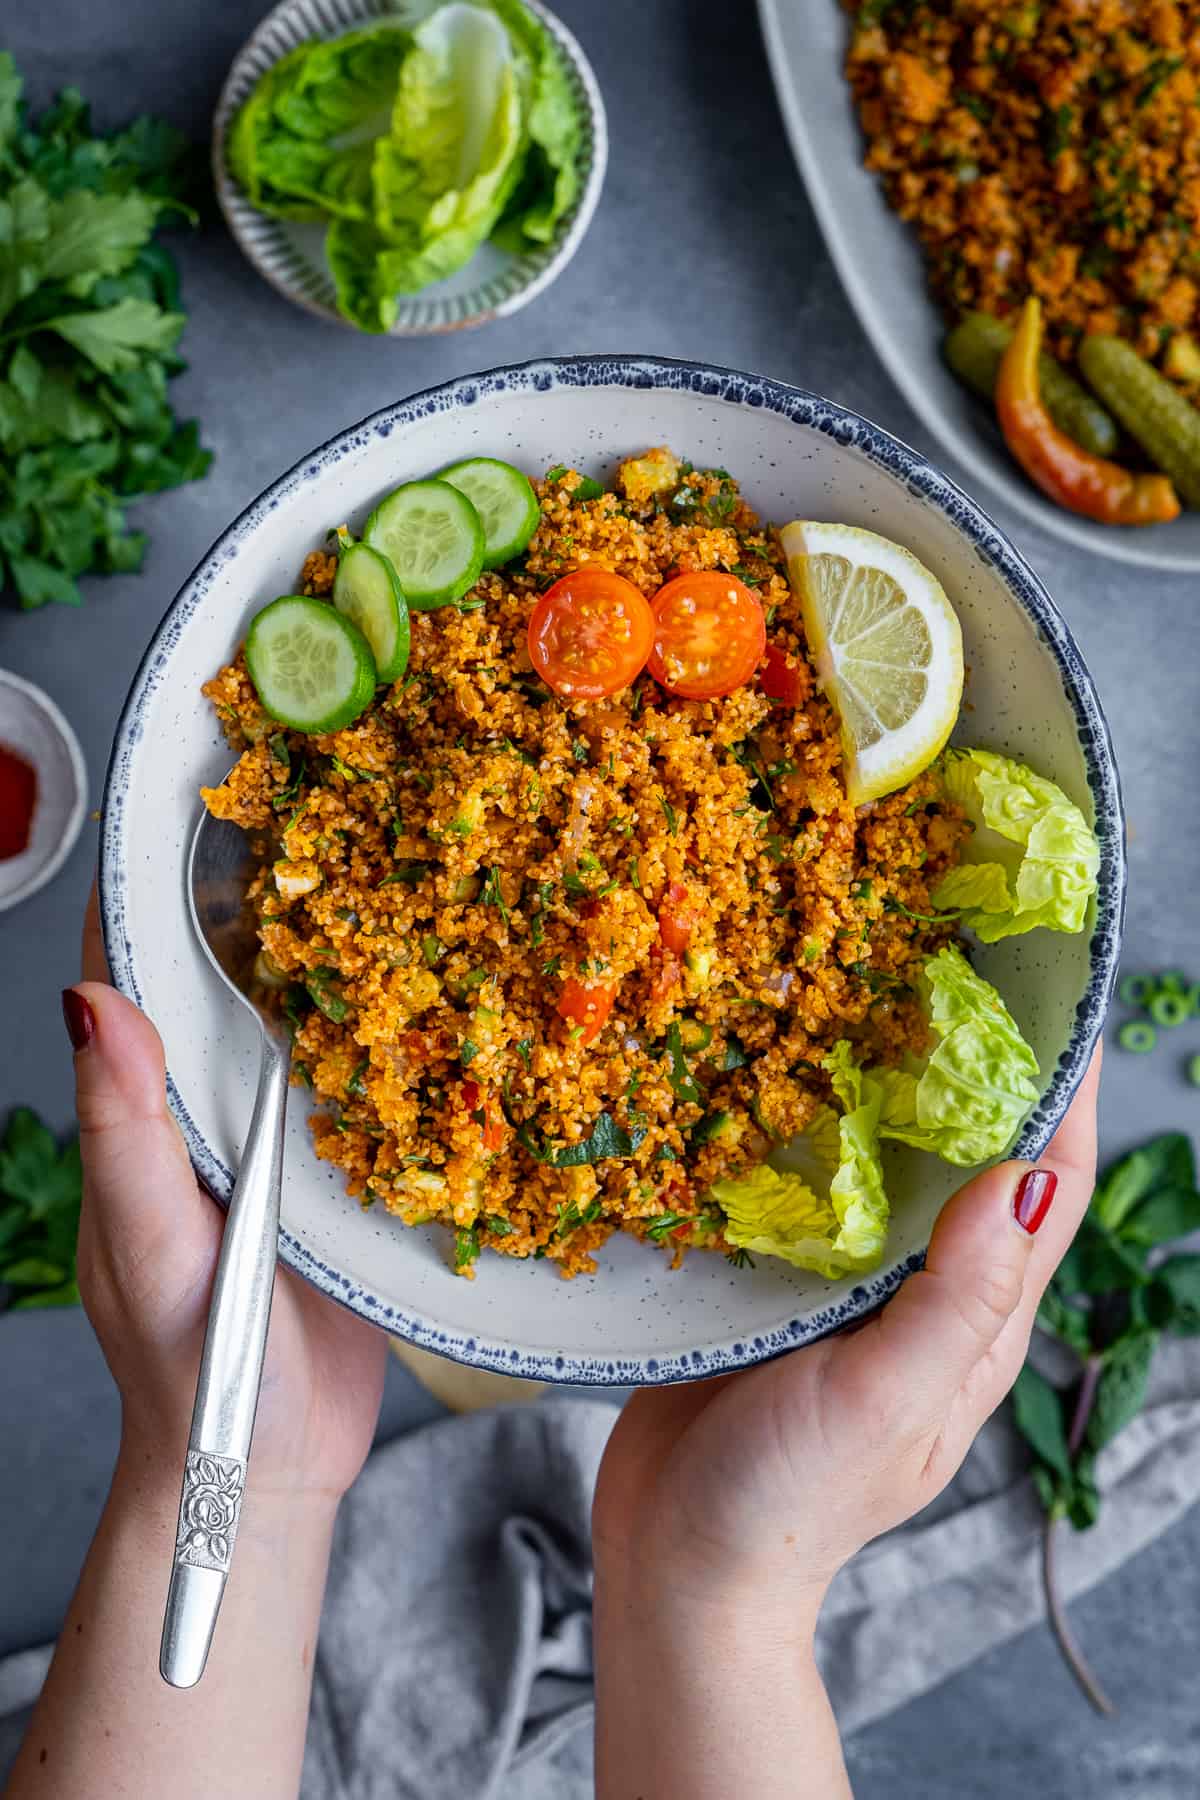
201,447,1099,1279
845,0,1200,527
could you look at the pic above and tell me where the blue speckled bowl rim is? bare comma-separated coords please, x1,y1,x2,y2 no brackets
99,355,1126,1387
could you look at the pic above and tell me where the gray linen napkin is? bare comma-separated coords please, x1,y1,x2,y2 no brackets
4,1349,1200,1796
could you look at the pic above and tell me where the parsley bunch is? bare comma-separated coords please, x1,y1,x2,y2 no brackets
1013,1131,1200,1712
0,1108,82,1310
0,53,211,610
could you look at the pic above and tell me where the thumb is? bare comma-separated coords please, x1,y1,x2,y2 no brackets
66,981,219,1322
869,1158,1047,1424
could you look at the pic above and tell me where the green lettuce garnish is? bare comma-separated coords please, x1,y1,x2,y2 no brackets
364,4,525,300
873,945,1039,1166
227,0,586,333
930,748,1099,943
228,27,411,222
713,1054,889,1278
484,0,582,248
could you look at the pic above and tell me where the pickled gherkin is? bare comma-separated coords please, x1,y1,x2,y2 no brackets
1079,335,1200,510
944,313,1119,458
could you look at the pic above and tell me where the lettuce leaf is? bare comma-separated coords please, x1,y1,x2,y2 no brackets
228,27,410,223
483,0,582,249
376,9,523,258
874,945,1039,1166
327,3,525,326
930,748,1099,943
713,1051,889,1278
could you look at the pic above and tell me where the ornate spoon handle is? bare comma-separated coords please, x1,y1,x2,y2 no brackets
159,1025,290,1688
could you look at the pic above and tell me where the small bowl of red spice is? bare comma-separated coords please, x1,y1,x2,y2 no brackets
0,672,87,913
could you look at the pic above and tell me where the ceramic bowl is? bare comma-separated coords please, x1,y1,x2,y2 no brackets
0,671,87,914
758,0,1200,572
99,358,1125,1384
212,0,607,337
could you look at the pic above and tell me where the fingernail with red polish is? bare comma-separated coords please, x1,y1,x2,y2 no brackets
1014,1169,1057,1235
62,988,96,1053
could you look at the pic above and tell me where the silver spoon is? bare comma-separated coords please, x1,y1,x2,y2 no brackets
160,801,292,1689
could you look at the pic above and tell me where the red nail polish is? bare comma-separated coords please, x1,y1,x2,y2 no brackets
62,988,96,1052
1014,1169,1057,1234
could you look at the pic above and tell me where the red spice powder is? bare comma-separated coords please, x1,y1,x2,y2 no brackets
0,743,37,860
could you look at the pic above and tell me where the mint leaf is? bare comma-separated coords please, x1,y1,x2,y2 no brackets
552,1110,646,1167
1148,1255,1200,1335
1086,1330,1158,1453
1094,1134,1195,1233
1119,1184,1200,1248
1035,1285,1092,1356
44,296,184,373
1011,1364,1074,1480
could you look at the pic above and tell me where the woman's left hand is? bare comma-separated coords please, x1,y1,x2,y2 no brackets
68,887,388,1507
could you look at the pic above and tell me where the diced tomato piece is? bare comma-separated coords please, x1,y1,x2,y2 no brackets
461,1080,506,1151
759,643,806,706
557,977,616,1045
658,879,697,954
649,945,682,1002
480,1105,506,1152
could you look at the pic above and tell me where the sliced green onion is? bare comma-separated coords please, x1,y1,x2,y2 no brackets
1156,969,1188,995
1149,991,1191,1029
1118,972,1155,1007
1189,1053,1200,1088
1118,1020,1156,1053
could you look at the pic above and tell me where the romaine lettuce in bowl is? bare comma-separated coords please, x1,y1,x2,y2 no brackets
217,0,602,335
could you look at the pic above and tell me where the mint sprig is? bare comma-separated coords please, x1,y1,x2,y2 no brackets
1013,1131,1200,1712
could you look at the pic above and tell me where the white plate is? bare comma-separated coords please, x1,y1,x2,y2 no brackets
212,0,607,336
758,0,1200,572
0,671,87,914
99,358,1124,1384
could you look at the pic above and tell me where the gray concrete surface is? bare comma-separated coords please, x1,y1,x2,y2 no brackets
2,1,1199,1791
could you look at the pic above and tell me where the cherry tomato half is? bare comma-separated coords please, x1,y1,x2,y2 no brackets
647,571,766,701
758,643,807,706
658,880,697,954
557,977,616,1044
528,568,654,700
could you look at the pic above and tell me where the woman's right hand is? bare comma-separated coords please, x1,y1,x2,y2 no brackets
593,1054,1100,1799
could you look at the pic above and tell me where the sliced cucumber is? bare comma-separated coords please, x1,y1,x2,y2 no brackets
245,596,377,733
363,478,484,609
333,541,410,682
438,456,540,569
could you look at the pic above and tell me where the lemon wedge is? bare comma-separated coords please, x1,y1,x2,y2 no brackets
780,521,964,806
